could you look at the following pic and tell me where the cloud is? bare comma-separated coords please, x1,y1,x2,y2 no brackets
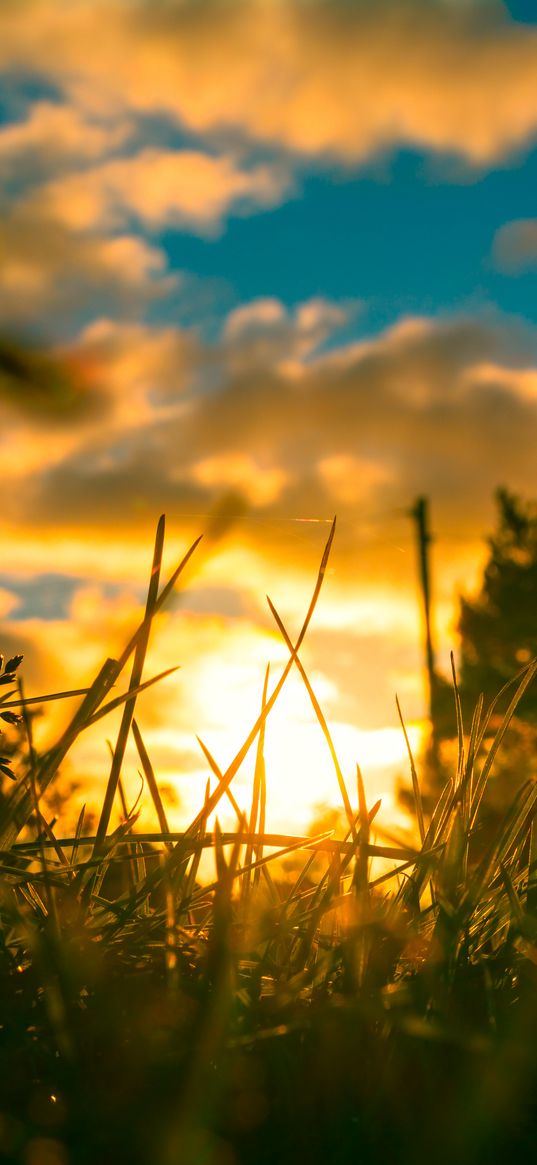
0,100,131,179
0,207,175,327
191,454,288,507
0,589,20,620
493,219,537,272
223,297,354,372
1,0,537,169
5,302,537,560
28,148,292,235
8,300,537,812
76,318,201,406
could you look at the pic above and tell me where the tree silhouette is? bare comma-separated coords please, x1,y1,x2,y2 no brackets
400,489,537,842
458,487,537,724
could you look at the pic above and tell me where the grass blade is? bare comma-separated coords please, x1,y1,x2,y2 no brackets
94,515,166,851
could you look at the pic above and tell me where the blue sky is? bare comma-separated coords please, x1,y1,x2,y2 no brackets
162,144,537,339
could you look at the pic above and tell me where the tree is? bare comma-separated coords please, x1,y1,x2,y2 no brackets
458,487,537,724
399,489,537,843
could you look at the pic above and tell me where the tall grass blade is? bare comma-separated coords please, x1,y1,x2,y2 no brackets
450,651,465,789
132,719,172,845
244,663,270,901
396,694,425,845
94,515,166,851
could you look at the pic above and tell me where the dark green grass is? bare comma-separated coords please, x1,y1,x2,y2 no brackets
2,518,537,1164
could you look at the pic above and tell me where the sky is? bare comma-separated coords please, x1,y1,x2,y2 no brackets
2,0,537,836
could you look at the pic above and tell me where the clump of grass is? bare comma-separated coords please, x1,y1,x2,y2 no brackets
2,517,537,1164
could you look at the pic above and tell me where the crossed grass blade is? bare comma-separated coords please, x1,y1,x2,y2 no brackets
196,736,244,822
186,516,337,834
267,595,356,838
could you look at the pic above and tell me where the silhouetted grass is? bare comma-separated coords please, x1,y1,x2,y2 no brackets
1,518,537,1164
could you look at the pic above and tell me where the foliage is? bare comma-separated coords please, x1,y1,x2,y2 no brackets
2,520,537,1163
459,487,537,723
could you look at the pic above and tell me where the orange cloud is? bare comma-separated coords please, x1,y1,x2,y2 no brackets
29,149,292,234
0,207,175,325
1,1,536,167
0,100,131,172
4,301,537,561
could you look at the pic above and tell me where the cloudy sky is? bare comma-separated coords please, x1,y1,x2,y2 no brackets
1,0,537,833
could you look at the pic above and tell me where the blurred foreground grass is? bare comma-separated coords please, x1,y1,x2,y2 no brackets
2,518,537,1164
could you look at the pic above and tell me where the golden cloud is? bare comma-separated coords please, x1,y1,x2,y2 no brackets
1,1,536,167
0,207,175,325
4,303,537,561
0,100,131,173
27,149,292,234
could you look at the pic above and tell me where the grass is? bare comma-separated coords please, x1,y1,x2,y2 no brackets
2,517,537,1163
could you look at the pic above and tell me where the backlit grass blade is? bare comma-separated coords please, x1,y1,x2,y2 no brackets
473,657,537,758
460,693,484,828
471,657,537,829
354,763,370,897
132,719,172,846
396,694,425,845
464,780,537,916
0,658,119,849
246,663,269,897
196,736,244,821
187,517,337,832
69,804,87,868
94,514,166,852
528,817,537,913
0,535,202,851
179,780,212,919
192,829,335,903
267,595,356,837
0,687,91,709
112,533,203,677
85,667,179,729
19,676,57,929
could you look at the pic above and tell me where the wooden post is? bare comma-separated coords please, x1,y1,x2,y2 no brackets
410,496,436,726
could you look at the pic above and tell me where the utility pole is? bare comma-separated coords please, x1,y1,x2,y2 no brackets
410,496,437,728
